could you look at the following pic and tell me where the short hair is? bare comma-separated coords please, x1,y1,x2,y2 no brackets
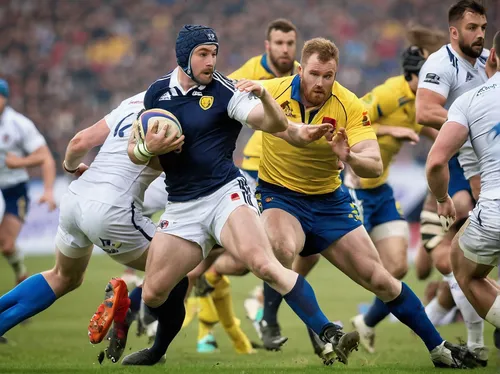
448,0,486,25
494,31,500,58
266,19,297,40
301,38,339,66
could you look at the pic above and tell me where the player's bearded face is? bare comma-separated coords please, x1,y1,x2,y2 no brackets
299,54,336,107
456,12,487,59
266,30,296,75
191,45,217,85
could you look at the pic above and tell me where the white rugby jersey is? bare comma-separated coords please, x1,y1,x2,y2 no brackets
69,92,163,208
418,43,489,178
0,107,47,189
446,72,500,200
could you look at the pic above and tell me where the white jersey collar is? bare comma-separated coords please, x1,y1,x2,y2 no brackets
169,67,206,95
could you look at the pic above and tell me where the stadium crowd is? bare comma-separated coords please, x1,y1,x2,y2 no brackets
0,0,498,170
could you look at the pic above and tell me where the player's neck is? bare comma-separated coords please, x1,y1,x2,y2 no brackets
178,68,199,92
450,41,477,66
266,55,292,78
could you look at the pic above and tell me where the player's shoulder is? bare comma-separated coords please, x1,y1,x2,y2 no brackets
4,106,34,126
376,75,407,95
147,70,175,94
424,44,459,74
332,81,359,105
119,92,146,110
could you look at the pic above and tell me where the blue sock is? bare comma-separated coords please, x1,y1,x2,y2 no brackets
262,282,283,326
0,274,57,335
364,296,390,328
283,275,331,335
386,282,443,351
129,286,142,314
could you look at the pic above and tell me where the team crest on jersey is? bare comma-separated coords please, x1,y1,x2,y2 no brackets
424,73,440,85
159,220,169,229
199,96,214,110
322,117,337,130
280,100,296,118
230,193,240,201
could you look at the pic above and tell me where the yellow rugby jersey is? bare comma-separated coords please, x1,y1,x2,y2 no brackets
229,54,300,172
259,75,377,195
359,75,423,189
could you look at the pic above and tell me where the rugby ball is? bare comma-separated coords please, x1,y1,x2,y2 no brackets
138,108,182,141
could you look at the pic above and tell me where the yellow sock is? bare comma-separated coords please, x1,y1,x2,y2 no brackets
212,276,254,354
197,295,218,340
182,296,199,329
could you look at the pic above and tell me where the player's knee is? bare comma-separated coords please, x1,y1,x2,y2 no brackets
368,264,400,300
247,258,278,284
434,254,452,275
0,238,15,255
51,267,84,292
268,237,298,268
142,284,168,308
387,261,408,280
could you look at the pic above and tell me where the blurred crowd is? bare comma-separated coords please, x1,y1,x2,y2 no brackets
0,0,498,171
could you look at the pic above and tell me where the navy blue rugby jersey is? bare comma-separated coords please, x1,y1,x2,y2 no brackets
144,67,260,202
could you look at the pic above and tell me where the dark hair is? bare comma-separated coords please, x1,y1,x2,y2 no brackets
448,0,486,25
494,31,500,57
266,19,297,40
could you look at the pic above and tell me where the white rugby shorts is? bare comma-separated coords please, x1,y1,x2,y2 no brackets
459,199,500,266
55,191,155,264
157,176,258,257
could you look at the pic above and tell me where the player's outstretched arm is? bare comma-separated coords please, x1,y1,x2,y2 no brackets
415,88,448,129
64,118,110,171
235,79,287,133
272,120,333,147
328,129,382,178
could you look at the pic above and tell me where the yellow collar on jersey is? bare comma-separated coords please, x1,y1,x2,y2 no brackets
260,54,299,77
289,74,334,124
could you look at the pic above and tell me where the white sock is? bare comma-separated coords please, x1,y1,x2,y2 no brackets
485,295,500,329
4,248,26,279
440,306,459,326
445,273,485,349
425,297,450,326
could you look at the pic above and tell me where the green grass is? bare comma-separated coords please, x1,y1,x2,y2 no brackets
0,255,498,374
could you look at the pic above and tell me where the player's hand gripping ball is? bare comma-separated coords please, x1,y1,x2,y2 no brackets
137,108,183,141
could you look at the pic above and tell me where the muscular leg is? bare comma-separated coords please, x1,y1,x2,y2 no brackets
0,214,27,283
322,226,443,352
0,246,92,335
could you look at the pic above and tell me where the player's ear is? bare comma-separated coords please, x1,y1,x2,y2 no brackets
298,64,302,76
264,40,270,53
449,26,459,41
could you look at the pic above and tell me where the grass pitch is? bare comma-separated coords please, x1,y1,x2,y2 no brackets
0,254,498,374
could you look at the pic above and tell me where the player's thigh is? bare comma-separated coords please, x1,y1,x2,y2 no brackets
213,251,249,276
430,235,452,275
451,190,474,222
372,221,409,279
43,247,93,296
261,208,305,267
219,205,275,269
143,231,204,306
322,226,400,300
